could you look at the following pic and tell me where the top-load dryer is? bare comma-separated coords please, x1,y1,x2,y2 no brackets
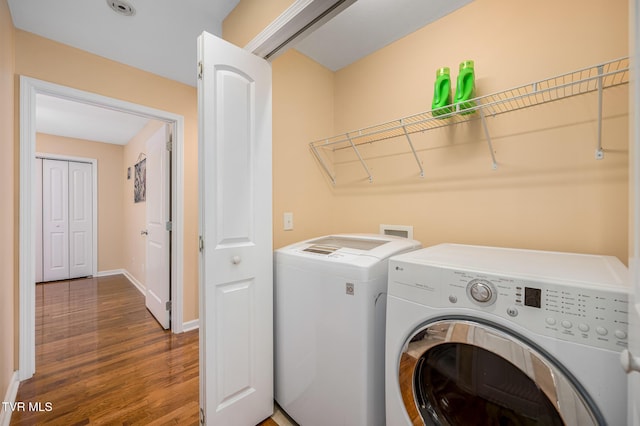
274,234,421,426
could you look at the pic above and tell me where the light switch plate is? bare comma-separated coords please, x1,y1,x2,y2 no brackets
284,212,293,231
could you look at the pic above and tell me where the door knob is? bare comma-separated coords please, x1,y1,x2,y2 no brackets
141,230,148,235
232,256,241,265
620,349,640,374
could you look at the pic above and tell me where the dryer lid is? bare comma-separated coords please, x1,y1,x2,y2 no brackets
279,233,421,261
303,236,387,254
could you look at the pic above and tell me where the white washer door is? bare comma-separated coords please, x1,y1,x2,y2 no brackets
398,319,602,425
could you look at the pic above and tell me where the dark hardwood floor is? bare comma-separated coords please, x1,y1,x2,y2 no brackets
11,275,279,426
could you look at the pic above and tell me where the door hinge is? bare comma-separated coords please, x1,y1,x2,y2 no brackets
165,300,171,311
166,136,172,152
166,221,172,231
199,236,204,252
198,61,203,80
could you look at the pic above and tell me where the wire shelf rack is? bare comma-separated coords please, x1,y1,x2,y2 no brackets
310,57,630,184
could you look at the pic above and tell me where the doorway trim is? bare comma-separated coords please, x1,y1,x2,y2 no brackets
19,76,186,380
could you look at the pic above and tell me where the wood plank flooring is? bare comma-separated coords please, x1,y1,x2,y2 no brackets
10,275,279,426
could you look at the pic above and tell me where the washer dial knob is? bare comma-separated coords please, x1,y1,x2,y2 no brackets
467,279,497,306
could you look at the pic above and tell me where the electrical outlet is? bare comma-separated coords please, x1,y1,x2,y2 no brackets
284,212,293,231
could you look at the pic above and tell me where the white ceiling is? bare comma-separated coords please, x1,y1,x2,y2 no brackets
9,0,238,145
36,94,152,145
295,0,473,71
8,0,239,87
9,0,474,145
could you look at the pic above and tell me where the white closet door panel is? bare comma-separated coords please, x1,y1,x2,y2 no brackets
68,161,93,278
36,158,43,283
43,159,69,282
198,31,273,426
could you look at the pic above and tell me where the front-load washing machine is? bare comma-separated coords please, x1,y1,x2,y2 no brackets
274,234,421,426
385,243,629,426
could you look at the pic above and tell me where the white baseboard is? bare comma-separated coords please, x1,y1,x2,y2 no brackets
121,270,146,296
95,269,125,278
0,371,19,426
182,319,199,332
97,269,146,296
98,269,197,334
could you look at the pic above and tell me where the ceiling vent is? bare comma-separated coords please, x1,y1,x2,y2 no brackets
107,0,136,16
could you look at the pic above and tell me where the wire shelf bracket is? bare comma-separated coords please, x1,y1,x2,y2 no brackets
478,107,498,170
311,142,336,185
347,134,373,183
596,65,605,160
401,119,425,178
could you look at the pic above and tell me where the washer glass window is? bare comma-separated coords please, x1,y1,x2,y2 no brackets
398,320,600,426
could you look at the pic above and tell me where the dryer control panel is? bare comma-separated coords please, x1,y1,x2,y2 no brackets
389,262,629,352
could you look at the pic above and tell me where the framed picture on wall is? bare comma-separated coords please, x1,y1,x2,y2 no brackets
134,158,146,203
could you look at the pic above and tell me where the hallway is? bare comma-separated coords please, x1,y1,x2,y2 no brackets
11,275,200,425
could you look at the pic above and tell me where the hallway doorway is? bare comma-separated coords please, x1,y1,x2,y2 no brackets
19,76,186,380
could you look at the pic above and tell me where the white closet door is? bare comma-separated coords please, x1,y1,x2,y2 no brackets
198,31,273,426
68,161,93,279
43,159,69,282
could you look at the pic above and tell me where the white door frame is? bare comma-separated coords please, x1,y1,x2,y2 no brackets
36,153,98,281
19,76,186,380
628,0,640,424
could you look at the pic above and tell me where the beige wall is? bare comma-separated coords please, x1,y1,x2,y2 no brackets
223,1,337,249
14,30,200,322
122,120,165,286
329,0,629,262
36,134,125,272
271,50,337,248
0,0,15,410
225,0,629,262
226,0,629,262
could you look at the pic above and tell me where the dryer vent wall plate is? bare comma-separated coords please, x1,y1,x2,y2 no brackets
380,224,413,239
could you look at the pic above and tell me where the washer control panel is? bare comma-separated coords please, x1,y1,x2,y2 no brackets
389,263,629,352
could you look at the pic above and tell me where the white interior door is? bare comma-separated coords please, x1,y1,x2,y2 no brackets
68,161,93,279
145,124,171,329
43,159,69,282
198,31,273,425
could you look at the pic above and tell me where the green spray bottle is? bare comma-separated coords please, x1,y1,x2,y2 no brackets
431,67,452,118
453,60,476,114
